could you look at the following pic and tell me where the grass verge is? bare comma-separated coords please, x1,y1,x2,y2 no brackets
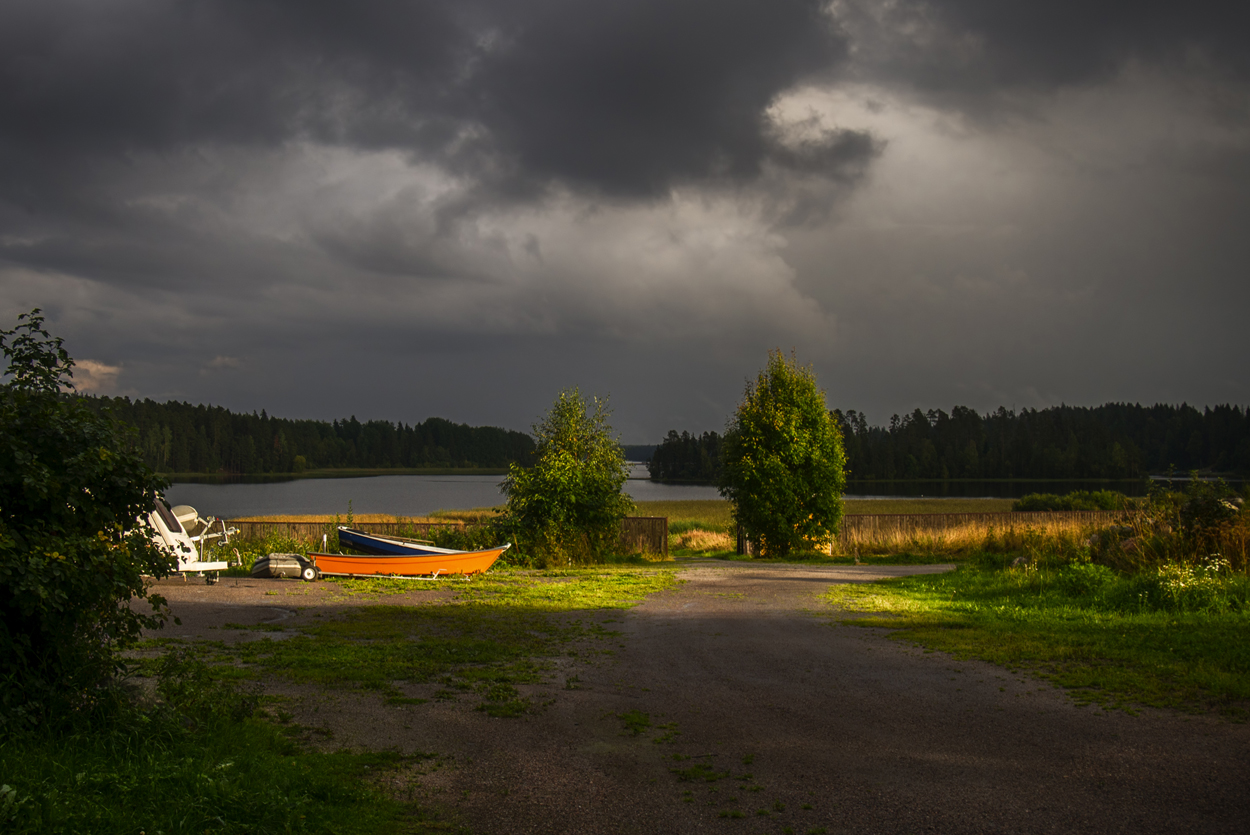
0,655,440,835
824,558,1250,717
144,568,680,714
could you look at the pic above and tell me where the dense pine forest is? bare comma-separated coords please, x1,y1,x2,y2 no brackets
648,403,1250,483
85,396,534,474
647,430,724,482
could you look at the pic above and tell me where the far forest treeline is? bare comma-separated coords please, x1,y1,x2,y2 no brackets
84,396,535,474
648,403,1250,483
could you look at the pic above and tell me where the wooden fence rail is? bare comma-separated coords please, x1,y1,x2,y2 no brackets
227,520,463,542
227,516,670,557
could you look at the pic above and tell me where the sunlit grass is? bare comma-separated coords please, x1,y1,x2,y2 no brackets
144,568,679,712
824,561,1250,716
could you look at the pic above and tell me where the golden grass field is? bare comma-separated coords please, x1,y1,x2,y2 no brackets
837,514,1104,556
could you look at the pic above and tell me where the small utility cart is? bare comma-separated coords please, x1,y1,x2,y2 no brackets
251,552,320,582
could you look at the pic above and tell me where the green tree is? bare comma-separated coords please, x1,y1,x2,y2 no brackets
0,311,174,725
719,350,846,558
501,389,634,566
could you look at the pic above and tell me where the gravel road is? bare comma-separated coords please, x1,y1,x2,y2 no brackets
151,564,1250,834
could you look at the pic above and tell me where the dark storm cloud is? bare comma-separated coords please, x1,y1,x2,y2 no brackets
934,1,1250,82
460,0,848,196
838,1,1250,97
2,0,1248,440
0,0,855,203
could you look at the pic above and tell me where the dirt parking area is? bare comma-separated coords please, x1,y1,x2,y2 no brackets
149,564,1250,834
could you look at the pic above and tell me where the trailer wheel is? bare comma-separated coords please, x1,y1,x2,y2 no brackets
301,565,318,582
205,571,219,586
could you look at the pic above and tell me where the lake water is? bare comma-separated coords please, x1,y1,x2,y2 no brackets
163,466,1150,519
165,465,722,518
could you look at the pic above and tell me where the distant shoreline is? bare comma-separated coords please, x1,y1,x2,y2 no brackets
166,467,510,483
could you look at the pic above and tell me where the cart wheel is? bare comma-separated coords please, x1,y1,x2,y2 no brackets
301,565,318,582
205,572,219,586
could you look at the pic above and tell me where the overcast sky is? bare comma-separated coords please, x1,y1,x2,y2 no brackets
2,1,1247,442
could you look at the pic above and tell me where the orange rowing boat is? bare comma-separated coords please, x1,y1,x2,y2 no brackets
307,543,509,578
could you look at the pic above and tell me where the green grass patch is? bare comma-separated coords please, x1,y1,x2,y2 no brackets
617,710,651,736
824,560,1250,715
0,654,440,835
145,568,679,707
1,721,420,835
636,500,735,530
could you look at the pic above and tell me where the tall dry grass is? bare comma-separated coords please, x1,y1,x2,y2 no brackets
837,515,1103,557
673,529,733,553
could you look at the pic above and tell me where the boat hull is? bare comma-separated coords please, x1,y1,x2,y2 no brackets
308,543,509,577
337,526,453,556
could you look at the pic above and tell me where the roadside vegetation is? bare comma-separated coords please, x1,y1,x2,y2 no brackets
826,478,1250,715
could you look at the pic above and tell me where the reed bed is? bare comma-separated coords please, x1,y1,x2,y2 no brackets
836,512,1116,557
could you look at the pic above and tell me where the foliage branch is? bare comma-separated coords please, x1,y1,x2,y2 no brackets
0,310,174,727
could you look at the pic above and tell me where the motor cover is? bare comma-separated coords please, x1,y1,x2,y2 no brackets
251,552,313,579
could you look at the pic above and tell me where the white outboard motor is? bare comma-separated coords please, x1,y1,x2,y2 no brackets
148,498,231,581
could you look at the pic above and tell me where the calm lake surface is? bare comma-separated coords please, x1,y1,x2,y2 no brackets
164,466,1149,519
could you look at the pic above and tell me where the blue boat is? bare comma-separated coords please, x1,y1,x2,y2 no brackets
337,526,462,557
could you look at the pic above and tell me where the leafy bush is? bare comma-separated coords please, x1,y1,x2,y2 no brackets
429,523,505,552
1013,490,1129,512
0,311,173,725
501,388,634,567
719,350,846,558
1054,561,1118,597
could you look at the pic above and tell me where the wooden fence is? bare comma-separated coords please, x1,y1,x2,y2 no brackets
228,516,669,557
620,517,668,558
227,519,462,542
